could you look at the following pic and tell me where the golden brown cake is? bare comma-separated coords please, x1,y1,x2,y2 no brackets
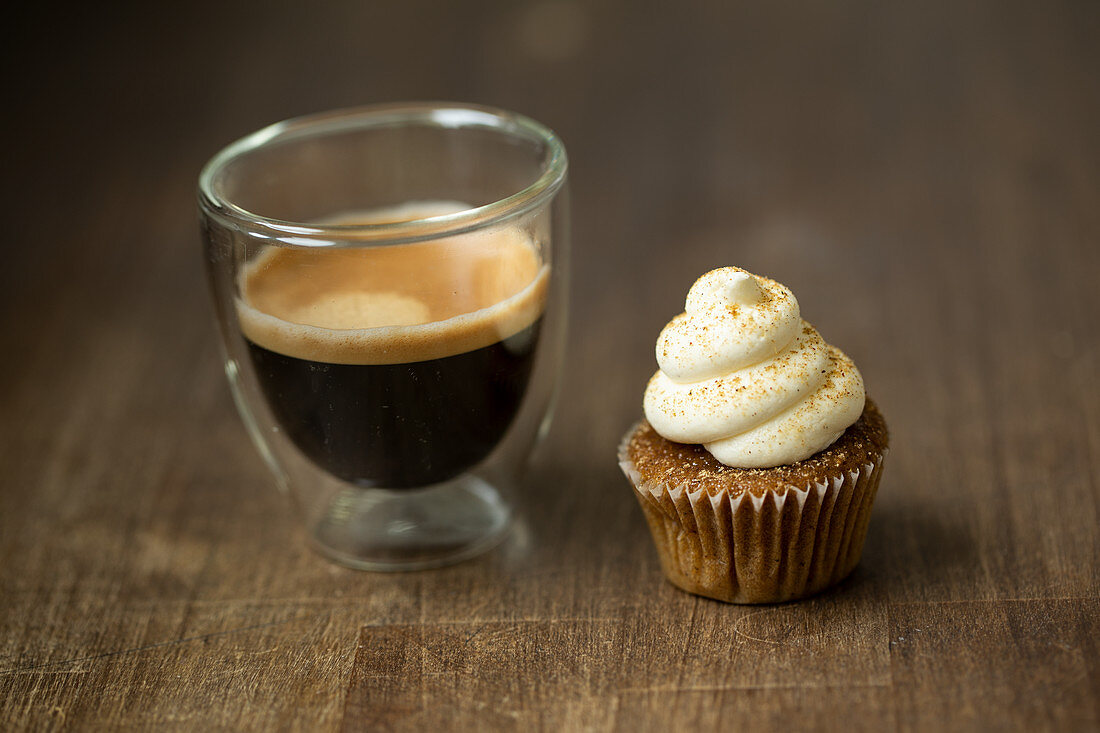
620,401,888,603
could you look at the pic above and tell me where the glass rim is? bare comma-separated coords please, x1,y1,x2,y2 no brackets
198,102,568,247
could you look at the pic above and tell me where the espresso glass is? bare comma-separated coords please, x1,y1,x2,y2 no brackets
199,104,568,570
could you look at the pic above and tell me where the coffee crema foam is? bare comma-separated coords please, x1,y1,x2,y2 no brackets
237,203,549,365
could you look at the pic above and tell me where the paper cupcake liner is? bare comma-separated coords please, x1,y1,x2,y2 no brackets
619,430,887,604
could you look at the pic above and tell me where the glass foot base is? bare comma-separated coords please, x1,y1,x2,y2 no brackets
309,475,511,571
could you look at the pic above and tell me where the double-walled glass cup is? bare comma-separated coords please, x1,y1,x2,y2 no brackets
199,104,568,570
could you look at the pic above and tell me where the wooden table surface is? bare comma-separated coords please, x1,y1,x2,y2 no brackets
3,1,1098,730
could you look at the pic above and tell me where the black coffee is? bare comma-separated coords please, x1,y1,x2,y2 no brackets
244,320,540,487
236,209,547,489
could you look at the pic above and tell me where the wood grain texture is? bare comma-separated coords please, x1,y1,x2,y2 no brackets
2,0,1098,730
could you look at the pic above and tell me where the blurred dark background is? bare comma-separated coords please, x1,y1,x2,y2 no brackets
5,0,1098,378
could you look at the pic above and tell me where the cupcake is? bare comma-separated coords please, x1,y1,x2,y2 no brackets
619,267,888,604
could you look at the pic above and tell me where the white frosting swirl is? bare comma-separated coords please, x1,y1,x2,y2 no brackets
643,267,866,468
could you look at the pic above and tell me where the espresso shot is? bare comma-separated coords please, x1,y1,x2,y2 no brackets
237,210,549,489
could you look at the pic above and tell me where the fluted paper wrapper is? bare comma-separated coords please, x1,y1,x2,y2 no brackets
619,432,886,604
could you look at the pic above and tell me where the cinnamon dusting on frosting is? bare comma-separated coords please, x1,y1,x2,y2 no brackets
643,267,866,467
